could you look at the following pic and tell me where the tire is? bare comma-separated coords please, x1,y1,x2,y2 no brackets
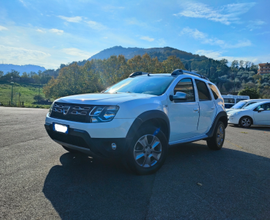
125,125,168,175
239,116,252,128
207,121,225,150
62,146,79,154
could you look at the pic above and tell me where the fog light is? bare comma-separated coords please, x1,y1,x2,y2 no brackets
111,143,117,150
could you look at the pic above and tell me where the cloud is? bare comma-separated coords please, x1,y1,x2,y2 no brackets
62,48,92,59
256,31,270,36
180,27,251,48
126,18,147,27
140,36,154,42
49,28,64,35
58,15,82,23
0,45,50,65
102,5,125,12
86,20,106,30
174,2,256,25
36,29,45,33
157,38,166,46
195,49,270,65
18,0,28,8
0,25,8,31
247,19,266,31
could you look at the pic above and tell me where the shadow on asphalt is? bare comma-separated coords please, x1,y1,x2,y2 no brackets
229,124,270,132
43,143,270,219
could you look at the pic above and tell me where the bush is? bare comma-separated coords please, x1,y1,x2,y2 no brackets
33,95,45,102
238,88,260,99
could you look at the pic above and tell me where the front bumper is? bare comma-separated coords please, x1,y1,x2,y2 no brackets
45,123,130,158
227,115,239,124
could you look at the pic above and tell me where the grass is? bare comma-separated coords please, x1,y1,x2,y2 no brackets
0,82,51,108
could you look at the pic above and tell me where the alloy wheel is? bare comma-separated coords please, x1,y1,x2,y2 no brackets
133,134,162,168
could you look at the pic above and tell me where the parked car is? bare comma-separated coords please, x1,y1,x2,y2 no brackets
45,69,227,175
226,99,270,113
222,94,250,109
227,101,270,127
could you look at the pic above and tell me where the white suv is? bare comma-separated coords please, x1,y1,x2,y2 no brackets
45,69,227,175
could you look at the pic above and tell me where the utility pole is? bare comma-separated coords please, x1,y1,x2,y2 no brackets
234,71,236,94
38,83,41,103
11,76,14,105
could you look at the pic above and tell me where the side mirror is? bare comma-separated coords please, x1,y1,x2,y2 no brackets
258,108,264,112
170,92,187,101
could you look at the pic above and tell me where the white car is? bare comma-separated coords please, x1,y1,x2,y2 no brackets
45,69,227,175
226,99,270,113
228,101,270,127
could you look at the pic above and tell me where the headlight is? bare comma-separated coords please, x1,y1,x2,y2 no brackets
229,112,239,117
89,105,119,123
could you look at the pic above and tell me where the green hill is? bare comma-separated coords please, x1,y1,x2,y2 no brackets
0,82,50,108
88,46,208,63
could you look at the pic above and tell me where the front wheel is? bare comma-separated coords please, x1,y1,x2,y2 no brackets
239,116,252,128
125,125,168,175
207,121,225,150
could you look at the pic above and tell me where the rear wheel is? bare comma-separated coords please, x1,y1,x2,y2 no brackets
239,116,252,128
125,125,168,175
207,121,225,150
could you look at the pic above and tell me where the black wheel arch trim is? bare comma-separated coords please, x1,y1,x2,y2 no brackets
206,111,227,138
126,110,170,143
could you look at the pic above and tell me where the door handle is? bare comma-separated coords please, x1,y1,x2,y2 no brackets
211,107,215,110
193,108,199,112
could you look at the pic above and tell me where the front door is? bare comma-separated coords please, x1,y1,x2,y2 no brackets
253,102,270,125
168,78,199,142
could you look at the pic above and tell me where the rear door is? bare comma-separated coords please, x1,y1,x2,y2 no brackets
195,80,216,134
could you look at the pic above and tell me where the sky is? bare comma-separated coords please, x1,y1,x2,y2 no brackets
0,0,269,70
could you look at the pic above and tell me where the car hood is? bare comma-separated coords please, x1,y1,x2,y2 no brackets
55,93,156,105
227,108,250,115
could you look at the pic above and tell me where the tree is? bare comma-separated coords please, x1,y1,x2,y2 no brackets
0,70,3,78
238,88,260,99
33,94,45,103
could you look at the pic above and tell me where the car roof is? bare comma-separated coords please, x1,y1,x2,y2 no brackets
252,100,270,105
247,99,270,102
134,72,212,84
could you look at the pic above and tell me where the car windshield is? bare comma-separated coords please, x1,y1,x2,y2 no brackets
243,102,261,110
231,101,246,109
105,75,174,95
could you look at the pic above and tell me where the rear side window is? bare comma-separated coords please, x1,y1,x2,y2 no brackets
174,78,195,102
208,84,221,100
195,80,211,101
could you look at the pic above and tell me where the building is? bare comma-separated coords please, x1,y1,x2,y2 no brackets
258,63,270,74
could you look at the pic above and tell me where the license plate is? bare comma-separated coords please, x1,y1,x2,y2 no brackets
53,123,69,134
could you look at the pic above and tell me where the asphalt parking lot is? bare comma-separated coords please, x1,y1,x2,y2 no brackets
0,107,270,219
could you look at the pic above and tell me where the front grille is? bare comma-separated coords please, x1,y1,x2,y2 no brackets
50,102,94,122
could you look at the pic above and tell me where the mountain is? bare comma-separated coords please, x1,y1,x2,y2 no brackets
0,64,46,74
88,46,209,63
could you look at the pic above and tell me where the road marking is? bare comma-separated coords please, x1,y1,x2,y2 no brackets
225,140,247,152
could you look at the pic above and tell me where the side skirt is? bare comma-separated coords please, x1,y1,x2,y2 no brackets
169,134,208,146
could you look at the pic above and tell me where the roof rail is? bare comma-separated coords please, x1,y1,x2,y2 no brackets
129,71,149,77
171,69,209,80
